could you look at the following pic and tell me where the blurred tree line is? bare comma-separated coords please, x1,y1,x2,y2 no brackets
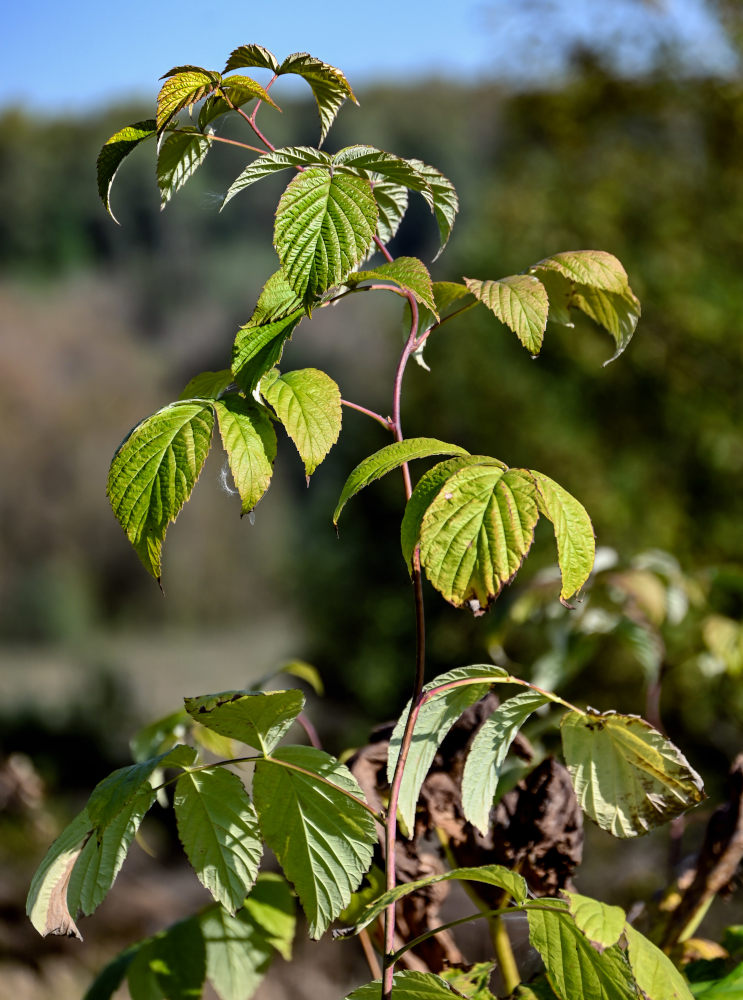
1,45,741,750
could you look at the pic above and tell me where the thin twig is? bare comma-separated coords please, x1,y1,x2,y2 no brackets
341,399,394,432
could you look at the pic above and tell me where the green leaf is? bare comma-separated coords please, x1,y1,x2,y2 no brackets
439,962,497,1000
96,120,156,222
560,710,705,837
346,971,462,999
214,395,277,514
350,864,527,934
201,906,274,1000
243,872,296,960
400,456,506,573
107,400,215,581
531,470,595,603
275,660,324,696
198,82,268,130
82,943,141,1000
222,147,331,208
184,689,304,754
26,807,90,938
253,745,376,938
274,168,378,308
333,438,469,526
86,746,196,830
528,903,638,1000
462,691,549,835
529,250,641,364
417,464,540,614
67,789,156,916
174,767,262,913
691,961,743,998
156,68,222,132
220,74,278,108
277,52,358,144
127,940,162,1000
157,130,212,207
224,43,280,74
464,275,549,355
232,268,306,392
407,158,459,258
143,915,206,1000
387,664,510,833
624,922,694,1000
564,892,626,950
178,369,233,401
346,257,437,316
370,178,408,245
261,368,342,480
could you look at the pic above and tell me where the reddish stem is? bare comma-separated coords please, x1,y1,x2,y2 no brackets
341,399,394,432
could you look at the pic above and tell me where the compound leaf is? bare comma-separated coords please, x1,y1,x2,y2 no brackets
624,923,694,1000
222,147,331,207
107,400,215,581
561,710,705,837
224,43,280,74
417,464,539,614
332,145,432,193
156,68,221,131
346,257,437,316
253,746,376,938
349,864,527,934
261,367,341,479
278,52,358,143
531,470,595,602
174,767,262,913
157,129,212,207
462,690,549,835
465,274,549,355
214,395,277,514
528,904,638,1000
274,168,378,308
96,120,156,222
388,664,510,833
184,689,304,755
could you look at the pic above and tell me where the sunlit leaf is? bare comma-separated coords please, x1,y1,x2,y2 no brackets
462,690,549,835
387,664,510,833
96,120,156,222
261,368,341,479
400,456,506,572
138,914,206,1000
417,464,539,614
370,178,408,245
346,257,437,316
333,438,468,526
528,903,638,1000
157,129,212,207
174,767,262,913
561,710,705,837
624,922,694,1000
214,395,277,514
253,746,376,938
278,52,358,144
184,689,304,755
332,145,432,194
156,68,222,132
274,168,378,307
564,892,626,951
464,274,549,355
107,400,214,581
407,158,459,258
243,872,296,960
178,369,233,401
232,269,305,392
348,864,527,934
223,43,280,74
531,470,595,602
201,906,272,1000
222,147,331,208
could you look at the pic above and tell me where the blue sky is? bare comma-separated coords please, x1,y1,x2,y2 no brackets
0,0,735,114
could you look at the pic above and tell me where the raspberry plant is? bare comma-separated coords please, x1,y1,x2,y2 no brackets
27,44,706,1000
